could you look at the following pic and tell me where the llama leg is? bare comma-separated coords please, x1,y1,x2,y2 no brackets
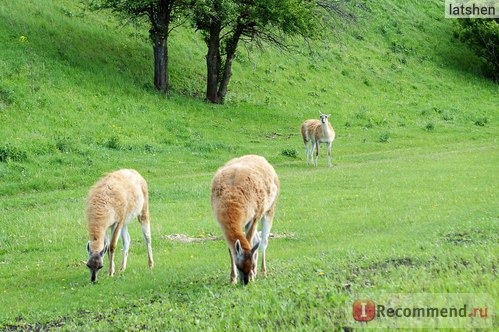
140,221,154,268
139,199,154,268
245,218,259,280
310,141,316,166
260,208,274,276
244,218,258,246
250,231,260,280
229,248,237,284
305,141,312,164
304,142,309,164
327,142,332,167
120,225,130,272
314,142,319,167
108,224,122,276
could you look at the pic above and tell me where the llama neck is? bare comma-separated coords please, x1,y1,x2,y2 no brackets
226,233,251,251
321,121,330,136
88,227,107,253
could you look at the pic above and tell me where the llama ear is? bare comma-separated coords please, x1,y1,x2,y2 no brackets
327,114,331,117
86,241,91,255
235,239,243,257
251,242,259,256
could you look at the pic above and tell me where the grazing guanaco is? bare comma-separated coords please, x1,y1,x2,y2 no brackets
211,155,280,285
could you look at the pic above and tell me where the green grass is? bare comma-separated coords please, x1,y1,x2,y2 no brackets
0,0,497,330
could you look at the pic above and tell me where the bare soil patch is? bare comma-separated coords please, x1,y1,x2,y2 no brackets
161,232,295,243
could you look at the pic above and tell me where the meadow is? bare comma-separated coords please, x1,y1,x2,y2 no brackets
0,0,497,330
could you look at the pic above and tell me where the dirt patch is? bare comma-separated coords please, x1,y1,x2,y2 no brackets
161,234,221,243
267,232,295,239
161,232,295,243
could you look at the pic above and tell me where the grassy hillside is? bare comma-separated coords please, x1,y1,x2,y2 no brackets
0,0,497,330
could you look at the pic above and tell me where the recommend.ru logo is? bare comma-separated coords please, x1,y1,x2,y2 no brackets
349,293,493,329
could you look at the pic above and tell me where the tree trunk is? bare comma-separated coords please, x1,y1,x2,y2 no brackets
217,25,243,103
153,32,168,93
150,0,173,94
205,18,222,103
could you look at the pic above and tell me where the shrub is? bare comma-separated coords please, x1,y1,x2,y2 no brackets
104,135,122,150
55,137,76,153
474,116,488,127
281,148,298,158
0,144,28,162
441,110,454,121
378,132,390,143
0,87,15,105
144,144,155,154
454,19,499,81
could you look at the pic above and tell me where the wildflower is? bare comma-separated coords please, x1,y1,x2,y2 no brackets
19,35,28,43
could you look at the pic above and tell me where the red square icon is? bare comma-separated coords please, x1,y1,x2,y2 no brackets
352,299,376,321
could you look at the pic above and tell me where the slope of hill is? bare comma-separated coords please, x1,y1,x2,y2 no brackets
0,0,496,193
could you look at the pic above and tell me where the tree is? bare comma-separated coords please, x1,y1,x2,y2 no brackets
454,18,499,82
192,0,321,104
88,0,182,93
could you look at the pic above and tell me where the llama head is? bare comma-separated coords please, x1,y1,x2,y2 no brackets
319,112,331,124
86,241,108,283
234,239,259,285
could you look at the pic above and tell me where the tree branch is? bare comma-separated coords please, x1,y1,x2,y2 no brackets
316,0,356,22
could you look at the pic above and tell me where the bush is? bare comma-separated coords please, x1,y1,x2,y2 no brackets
0,144,28,162
378,132,390,143
454,19,499,81
474,116,488,127
55,137,77,153
281,148,298,158
104,135,122,150
0,87,15,105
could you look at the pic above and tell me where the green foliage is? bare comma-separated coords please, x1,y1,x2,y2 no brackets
281,148,298,158
0,87,15,106
378,131,390,143
454,18,499,81
192,0,322,102
87,0,157,23
0,144,28,163
192,0,319,40
474,116,489,127
103,135,123,150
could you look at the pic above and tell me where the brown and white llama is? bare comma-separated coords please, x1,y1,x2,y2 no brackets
211,155,280,285
301,112,336,167
86,169,154,282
